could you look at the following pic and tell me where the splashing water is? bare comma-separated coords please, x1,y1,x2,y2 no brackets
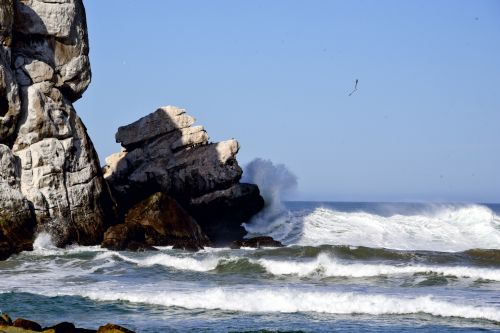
33,232,57,251
242,158,297,234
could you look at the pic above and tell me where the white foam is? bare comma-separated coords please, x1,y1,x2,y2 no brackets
113,252,220,272
68,288,500,322
245,205,500,252
32,232,57,252
255,253,500,280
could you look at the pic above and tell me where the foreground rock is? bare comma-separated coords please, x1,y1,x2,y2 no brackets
231,236,284,249
0,313,134,333
104,106,264,246
0,0,114,257
102,192,210,251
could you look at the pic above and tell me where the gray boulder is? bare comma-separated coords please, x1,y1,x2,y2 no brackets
104,106,264,245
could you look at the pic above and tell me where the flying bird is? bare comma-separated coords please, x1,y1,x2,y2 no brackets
348,79,359,96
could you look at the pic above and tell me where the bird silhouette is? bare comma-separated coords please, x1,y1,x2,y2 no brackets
348,79,359,96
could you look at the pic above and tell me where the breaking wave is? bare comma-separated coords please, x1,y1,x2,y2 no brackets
66,288,500,322
245,205,500,252
97,251,500,281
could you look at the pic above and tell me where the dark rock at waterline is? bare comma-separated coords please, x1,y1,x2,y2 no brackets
12,318,42,332
97,323,135,333
0,313,133,333
102,192,210,251
231,236,284,249
188,183,265,245
44,322,76,333
0,313,12,326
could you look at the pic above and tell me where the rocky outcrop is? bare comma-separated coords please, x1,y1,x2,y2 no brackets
102,192,210,251
0,312,135,333
103,106,264,245
0,0,264,257
0,0,113,255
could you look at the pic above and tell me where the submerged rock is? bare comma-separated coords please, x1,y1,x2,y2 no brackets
231,236,284,249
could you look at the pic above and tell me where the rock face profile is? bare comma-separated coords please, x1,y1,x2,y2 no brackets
0,1,265,259
104,106,264,246
0,0,112,256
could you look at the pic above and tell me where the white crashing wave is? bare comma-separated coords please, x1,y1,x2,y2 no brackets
254,253,500,280
245,204,500,252
110,252,221,272
66,288,500,322
97,251,500,281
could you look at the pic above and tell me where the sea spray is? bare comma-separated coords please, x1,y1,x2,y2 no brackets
242,158,297,237
33,232,57,251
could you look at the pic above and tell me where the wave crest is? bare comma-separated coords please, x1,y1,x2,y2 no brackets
245,204,500,252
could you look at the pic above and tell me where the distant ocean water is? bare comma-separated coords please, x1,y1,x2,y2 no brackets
1,201,500,332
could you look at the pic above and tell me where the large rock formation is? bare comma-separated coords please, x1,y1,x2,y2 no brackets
0,0,113,254
0,0,264,257
104,106,264,245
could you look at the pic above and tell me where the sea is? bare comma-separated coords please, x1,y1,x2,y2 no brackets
1,201,500,332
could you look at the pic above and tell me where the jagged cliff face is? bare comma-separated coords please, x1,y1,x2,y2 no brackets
0,0,111,250
0,0,264,256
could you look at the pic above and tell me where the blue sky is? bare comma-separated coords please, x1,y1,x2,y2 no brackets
77,0,500,202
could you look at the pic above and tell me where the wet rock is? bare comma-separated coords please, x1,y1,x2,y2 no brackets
102,192,209,251
96,324,134,333
0,313,12,326
188,183,264,245
101,223,145,251
231,236,284,249
42,322,75,333
12,318,42,332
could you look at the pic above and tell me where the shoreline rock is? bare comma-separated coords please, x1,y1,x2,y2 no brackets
102,192,210,251
0,313,134,333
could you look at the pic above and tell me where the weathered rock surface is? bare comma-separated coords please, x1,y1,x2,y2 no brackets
0,0,113,256
104,106,264,245
0,0,264,258
0,144,36,260
102,192,210,251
